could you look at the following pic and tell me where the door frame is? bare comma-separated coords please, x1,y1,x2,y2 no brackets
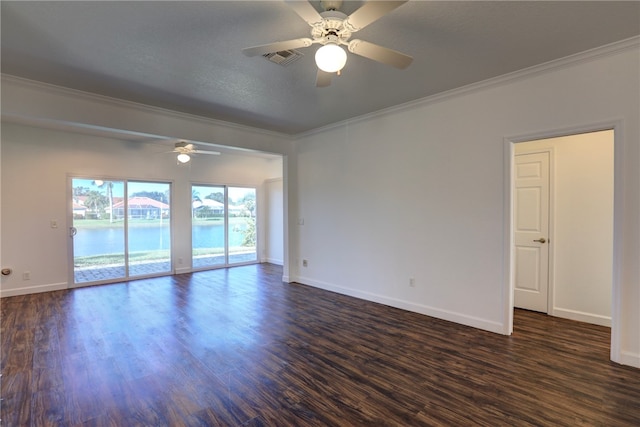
502,119,624,364
513,148,555,314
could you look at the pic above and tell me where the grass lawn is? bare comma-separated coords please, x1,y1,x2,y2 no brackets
74,247,256,267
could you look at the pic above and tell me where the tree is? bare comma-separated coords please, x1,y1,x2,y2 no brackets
205,192,224,204
244,199,256,218
241,192,256,203
240,197,256,246
84,190,108,217
93,180,114,222
241,217,256,247
73,186,90,196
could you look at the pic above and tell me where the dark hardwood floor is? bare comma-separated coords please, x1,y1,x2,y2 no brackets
2,263,639,426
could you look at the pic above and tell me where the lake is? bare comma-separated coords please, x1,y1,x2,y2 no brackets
73,223,247,257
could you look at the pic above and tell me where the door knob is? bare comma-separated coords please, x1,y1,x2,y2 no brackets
533,237,546,243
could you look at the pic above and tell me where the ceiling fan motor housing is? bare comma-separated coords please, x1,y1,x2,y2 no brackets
174,141,194,153
312,11,351,45
321,0,343,12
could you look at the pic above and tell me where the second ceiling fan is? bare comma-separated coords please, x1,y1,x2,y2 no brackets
170,141,220,164
242,0,413,87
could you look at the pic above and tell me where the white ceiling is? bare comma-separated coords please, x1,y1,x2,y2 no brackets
2,1,639,135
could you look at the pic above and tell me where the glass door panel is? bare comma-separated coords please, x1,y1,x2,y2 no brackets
72,178,126,284
126,181,172,277
228,187,257,264
192,185,227,268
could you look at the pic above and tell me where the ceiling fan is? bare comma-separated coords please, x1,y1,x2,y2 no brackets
170,141,220,163
242,0,413,87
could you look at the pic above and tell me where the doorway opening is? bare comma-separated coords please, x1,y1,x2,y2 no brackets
504,124,620,361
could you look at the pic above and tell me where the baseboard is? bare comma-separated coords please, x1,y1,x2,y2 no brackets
294,276,505,335
262,257,283,266
0,281,68,298
617,351,640,368
174,267,192,275
551,307,611,327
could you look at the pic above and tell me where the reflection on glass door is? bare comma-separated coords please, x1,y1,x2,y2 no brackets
192,185,226,268
71,178,126,284
71,178,171,285
126,181,172,277
228,187,257,264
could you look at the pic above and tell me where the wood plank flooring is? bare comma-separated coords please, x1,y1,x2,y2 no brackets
2,263,639,426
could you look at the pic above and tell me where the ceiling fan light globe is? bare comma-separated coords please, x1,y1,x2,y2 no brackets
177,153,191,163
315,44,347,73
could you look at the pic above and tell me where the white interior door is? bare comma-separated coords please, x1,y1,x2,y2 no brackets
514,152,550,312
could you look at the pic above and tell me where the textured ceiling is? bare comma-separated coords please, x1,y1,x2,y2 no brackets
2,1,639,135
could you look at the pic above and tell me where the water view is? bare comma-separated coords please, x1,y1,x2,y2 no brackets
73,223,248,257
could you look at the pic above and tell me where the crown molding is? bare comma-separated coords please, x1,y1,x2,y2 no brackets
3,35,638,142
1,73,293,142
296,36,640,139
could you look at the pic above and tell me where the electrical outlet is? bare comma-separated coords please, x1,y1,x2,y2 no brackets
178,257,183,265
50,219,58,229
409,277,415,287
302,259,308,267
23,271,31,281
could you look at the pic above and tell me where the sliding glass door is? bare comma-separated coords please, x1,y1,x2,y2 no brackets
192,185,226,268
127,181,171,277
228,187,257,264
71,178,171,286
192,185,257,269
71,178,126,284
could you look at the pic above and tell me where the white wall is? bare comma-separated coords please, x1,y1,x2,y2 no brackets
0,122,282,296
264,178,284,265
292,40,639,367
516,131,614,326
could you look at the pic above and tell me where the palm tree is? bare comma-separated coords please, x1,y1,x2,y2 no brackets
84,190,107,218
93,180,114,222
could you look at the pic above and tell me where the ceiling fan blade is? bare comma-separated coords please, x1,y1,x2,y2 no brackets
192,150,221,156
242,38,313,57
345,1,408,31
348,39,413,69
283,0,323,26
316,69,332,87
